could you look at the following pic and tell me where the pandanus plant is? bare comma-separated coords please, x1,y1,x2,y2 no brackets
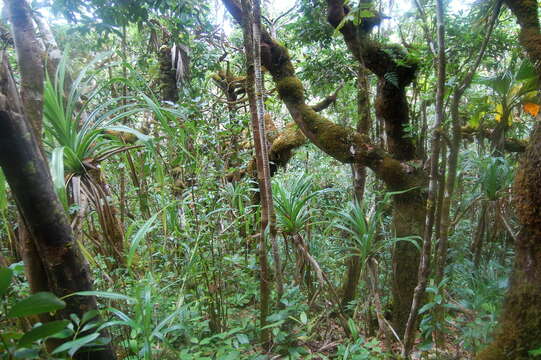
333,194,419,345
470,155,516,267
43,54,150,267
272,175,333,296
472,59,539,152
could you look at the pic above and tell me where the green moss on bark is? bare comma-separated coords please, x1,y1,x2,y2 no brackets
276,76,304,104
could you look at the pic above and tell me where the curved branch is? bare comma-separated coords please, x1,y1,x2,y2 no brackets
326,0,418,160
222,0,417,189
310,82,343,112
462,126,528,153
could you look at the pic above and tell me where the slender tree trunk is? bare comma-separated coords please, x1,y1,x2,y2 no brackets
368,257,394,351
472,201,488,268
402,0,446,355
433,144,447,251
342,66,371,310
433,3,502,343
240,0,279,344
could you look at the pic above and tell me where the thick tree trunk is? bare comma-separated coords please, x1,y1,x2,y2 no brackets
0,54,116,360
478,121,541,359
392,193,425,338
477,0,541,360
478,1,541,357
4,0,52,311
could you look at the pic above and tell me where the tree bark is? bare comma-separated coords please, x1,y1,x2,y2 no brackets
5,0,44,137
341,66,371,311
240,0,277,344
434,0,502,345
0,53,116,360
478,120,541,360
402,0,446,353
478,1,541,358
159,45,179,103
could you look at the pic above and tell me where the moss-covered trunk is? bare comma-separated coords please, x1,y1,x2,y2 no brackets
158,45,178,103
478,121,541,359
477,1,541,358
392,192,425,337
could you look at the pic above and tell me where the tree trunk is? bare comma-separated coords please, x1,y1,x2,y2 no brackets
341,65,371,310
223,0,428,337
392,193,425,338
477,121,541,359
0,54,116,360
402,1,446,353
478,1,541,357
240,0,278,344
159,45,178,103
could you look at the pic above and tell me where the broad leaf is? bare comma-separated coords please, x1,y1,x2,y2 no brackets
8,292,66,318
52,333,100,356
0,267,13,296
18,320,70,348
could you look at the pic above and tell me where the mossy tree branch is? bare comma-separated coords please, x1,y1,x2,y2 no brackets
462,125,527,153
310,83,343,112
221,0,419,190
326,0,418,160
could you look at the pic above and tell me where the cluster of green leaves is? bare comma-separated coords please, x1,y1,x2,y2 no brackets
0,265,109,359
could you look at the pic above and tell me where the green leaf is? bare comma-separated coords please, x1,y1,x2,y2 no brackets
18,320,70,347
0,267,13,296
235,333,250,345
127,214,159,270
71,291,135,303
104,125,152,143
300,312,308,325
384,72,399,88
127,202,176,270
81,309,100,325
8,292,66,318
358,10,374,18
52,332,100,356
13,348,40,359
419,302,435,314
